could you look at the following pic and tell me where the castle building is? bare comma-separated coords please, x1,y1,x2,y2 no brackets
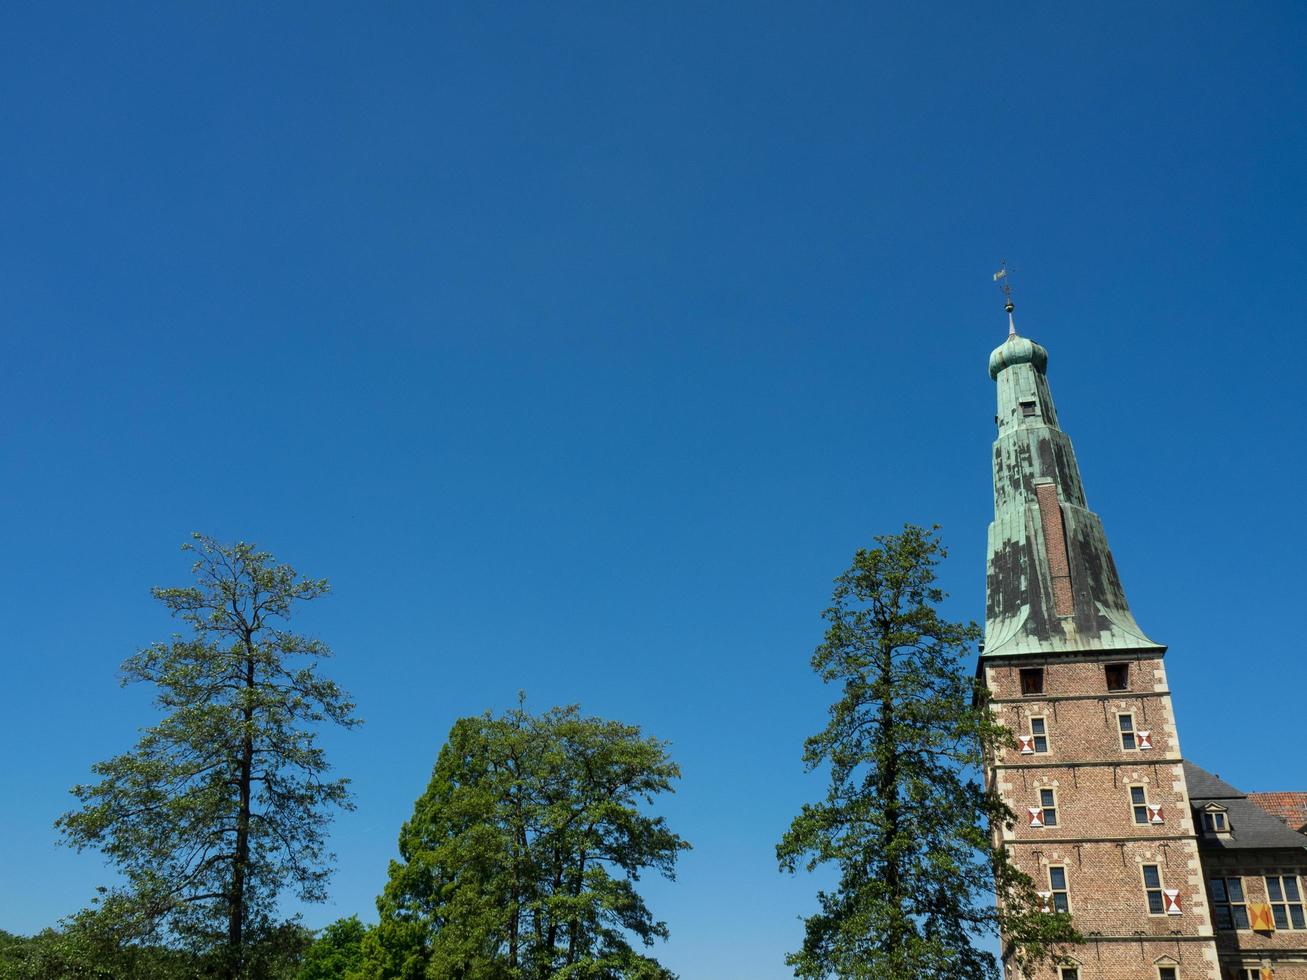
979,319,1307,980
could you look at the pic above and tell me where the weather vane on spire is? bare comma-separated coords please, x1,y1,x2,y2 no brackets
993,260,1017,336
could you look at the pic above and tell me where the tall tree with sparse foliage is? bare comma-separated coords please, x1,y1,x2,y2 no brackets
57,534,359,979
359,701,689,980
777,524,1080,979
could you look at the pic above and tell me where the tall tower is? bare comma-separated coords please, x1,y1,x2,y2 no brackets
981,324,1221,980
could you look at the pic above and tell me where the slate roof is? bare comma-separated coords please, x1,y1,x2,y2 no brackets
1247,792,1307,832
1184,760,1307,852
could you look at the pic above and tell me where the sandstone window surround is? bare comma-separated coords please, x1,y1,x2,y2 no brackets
1129,784,1165,826
1117,712,1153,751
1027,787,1059,829
1142,864,1182,915
1018,715,1049,755
1047,864,1069,912
1200,804,1229,834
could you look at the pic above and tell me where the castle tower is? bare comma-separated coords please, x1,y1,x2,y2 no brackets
981,325,1222,980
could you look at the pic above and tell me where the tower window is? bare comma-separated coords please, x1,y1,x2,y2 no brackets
1266,874,1305,930
1059,967,1079,980
1142,864,1166,914
1210,877,1249,929
1020,668,1044,696
1202,808,1228,833
1105,663,1129,691
1020,400,1038,417
1118,713,1137,751
1038,788,1058,827
1048,865,1070,912
1130,785,1151,825
1157,967,1177,980
1028,716,1049,753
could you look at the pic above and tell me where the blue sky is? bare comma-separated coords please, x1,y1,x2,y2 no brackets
2,3,1305,977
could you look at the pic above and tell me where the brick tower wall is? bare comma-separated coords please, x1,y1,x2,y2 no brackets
985,652,1222,980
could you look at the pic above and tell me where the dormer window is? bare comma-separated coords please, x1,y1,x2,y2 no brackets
1201,804,1229,834
1020,400,1038,417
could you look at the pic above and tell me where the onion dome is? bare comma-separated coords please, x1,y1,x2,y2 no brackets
988,333,1048,380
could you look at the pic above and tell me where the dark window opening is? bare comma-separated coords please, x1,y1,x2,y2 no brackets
1211,877,1249,929
1020,400,1038,416
1143,864,1165,914
1020,668,1044,696
1105,663,1130,691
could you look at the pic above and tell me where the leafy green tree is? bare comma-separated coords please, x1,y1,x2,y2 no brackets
297,916,368,980
777,524,1080,979
359,702,689,980
56,534,359,980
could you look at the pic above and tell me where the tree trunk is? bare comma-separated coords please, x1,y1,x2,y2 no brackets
227,648,256,978
876,625,903,957
565,849,586,965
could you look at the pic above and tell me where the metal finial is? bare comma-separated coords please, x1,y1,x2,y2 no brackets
993,261,1016,336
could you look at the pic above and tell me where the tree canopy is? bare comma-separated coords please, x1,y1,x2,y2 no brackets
777,524,1080,978
359,701,689,980
56,534,358,979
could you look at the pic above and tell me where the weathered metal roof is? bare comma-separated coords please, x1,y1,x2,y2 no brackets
982,331,1164,658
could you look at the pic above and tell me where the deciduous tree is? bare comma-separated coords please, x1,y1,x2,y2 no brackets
777,524,1079,978
57,534,358,979
360,702,688,980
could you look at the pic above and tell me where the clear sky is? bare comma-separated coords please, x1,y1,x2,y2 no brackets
2,3,1305,977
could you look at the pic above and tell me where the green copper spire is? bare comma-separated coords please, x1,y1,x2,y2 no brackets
983,327,1162,658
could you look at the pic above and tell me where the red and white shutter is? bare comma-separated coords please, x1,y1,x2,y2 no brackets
1018,735,1035,754
1135,730,1153,750
1147,803,1165,824
1028,806,1044,829
1036,891,1052,913
1163,889,1182,915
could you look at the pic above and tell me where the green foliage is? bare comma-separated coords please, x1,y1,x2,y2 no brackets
297,916,368,980
0,918,310,980
359,701,689,980
56,534,359,979
777,524,1080,978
